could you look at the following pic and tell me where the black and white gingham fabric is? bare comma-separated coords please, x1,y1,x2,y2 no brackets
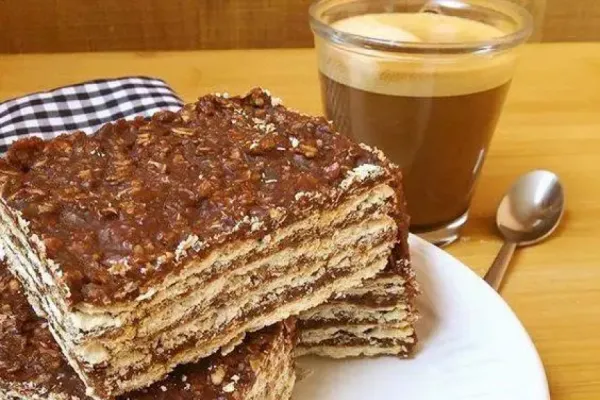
0,76,184,154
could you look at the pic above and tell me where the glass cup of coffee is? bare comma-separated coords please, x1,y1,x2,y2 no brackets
309,0,532,246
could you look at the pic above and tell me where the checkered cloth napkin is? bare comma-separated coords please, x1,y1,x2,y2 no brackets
0,76,184,154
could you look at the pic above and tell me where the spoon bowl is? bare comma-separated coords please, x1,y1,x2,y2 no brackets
496,170,565,246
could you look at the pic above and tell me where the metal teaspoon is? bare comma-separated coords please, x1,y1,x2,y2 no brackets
483,170,565,291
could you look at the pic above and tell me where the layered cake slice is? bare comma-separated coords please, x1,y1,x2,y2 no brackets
0,258,296,400
297,230,420,358
0,88,405,398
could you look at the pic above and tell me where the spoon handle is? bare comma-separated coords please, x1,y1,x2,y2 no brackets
484,241,517,291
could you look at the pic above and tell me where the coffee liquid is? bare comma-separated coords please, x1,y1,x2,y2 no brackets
318,13,516,230
321,74,510,228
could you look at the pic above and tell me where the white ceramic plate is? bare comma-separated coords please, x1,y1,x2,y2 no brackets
294,234,549,400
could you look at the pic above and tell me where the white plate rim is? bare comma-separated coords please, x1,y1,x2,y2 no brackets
293,234,551,400
409,234,550,399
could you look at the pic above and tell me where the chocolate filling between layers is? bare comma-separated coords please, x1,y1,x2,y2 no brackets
83,247,391,387
301,334,417,349
327,291,413,308
296,308,417,330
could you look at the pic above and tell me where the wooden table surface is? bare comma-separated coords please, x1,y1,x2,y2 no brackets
1,43,599,399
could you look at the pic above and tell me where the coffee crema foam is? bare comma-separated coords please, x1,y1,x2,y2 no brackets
318,13,517,97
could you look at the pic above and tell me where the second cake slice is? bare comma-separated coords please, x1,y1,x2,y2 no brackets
297,192,419,358
0,89,404,398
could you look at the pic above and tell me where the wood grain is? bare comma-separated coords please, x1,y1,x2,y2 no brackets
542,0,600,41
0,43,599,398
0,0,597,53
0,0,314,53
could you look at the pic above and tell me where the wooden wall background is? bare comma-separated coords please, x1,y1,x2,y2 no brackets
0,0,597,53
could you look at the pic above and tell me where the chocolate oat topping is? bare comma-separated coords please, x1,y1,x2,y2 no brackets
0,261,87,398
0,259,296,399
0,88,401,306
